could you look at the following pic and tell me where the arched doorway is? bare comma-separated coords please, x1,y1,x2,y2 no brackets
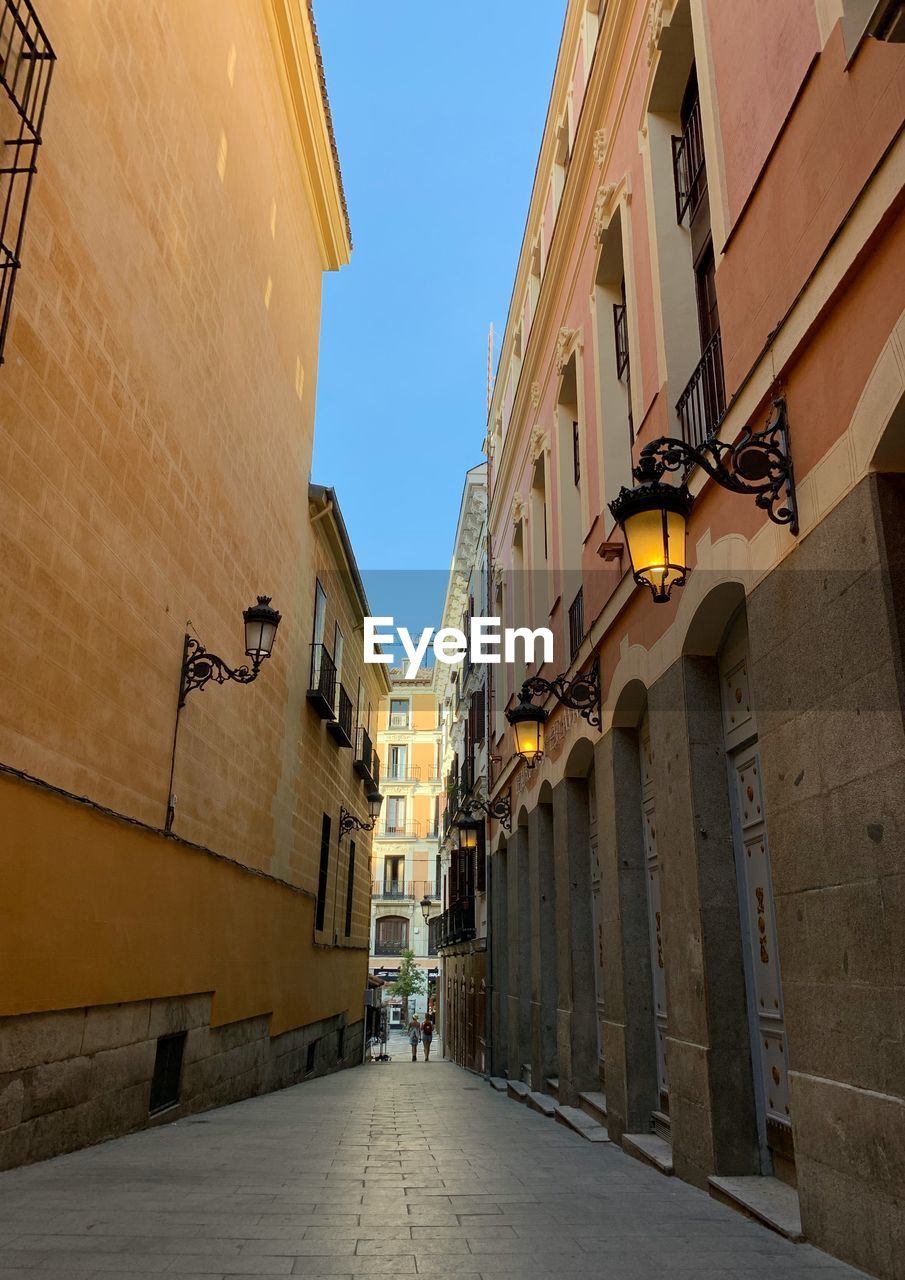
719,610,792,1180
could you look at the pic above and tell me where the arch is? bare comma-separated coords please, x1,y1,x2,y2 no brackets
564,735,596,779
870,385,905,472
610,676,649,729
538,778,554,806
682,579,746,657
516,803,531,831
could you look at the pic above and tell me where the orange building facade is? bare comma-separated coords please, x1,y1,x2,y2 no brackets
0,0,389,1168
485,3,905,1277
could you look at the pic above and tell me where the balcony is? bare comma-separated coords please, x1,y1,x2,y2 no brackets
373,940,407,957
672,93,706,225
676,328,726,449
307,644,336,719
568,587,584,662
431,899,476,952
326,683,353,748
381,819,424,839
384,765,422,784
353,726,379,787
370,879,439,901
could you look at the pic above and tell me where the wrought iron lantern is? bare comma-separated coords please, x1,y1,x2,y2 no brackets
340,790,383,838
179,596,282,707
506,658,601,768
420,895,432,924
609,399,798,604
457,817,481,851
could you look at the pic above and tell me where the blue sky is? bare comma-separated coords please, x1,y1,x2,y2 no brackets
311,3,566,641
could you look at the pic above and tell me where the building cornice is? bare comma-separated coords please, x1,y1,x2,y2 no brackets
265,0,352,271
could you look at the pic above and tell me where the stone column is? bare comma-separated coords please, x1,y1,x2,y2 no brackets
551,776,598,1105
489,847,508,1076
649,656,759,1188
506,824,531,1081
528,801,558,1092
593,728,658,1144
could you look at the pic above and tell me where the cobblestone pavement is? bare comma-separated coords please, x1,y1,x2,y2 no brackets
0,1048,869,1279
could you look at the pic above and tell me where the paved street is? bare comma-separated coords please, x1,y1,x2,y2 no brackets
0,1051,868,1280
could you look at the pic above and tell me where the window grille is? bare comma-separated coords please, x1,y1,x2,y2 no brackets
0,0,55,365
149,1032,186,1114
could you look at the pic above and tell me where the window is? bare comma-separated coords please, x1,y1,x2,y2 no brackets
572,420,581,486
435,854,442,897
385,796,406,835
344,840,356,936
389,744,408,779
389,698,409,728
313,580,327,648
315,813,331,931
871,0,905,39
375,915,408,954
613,277,633,439
384,855,404,895
149,1032,186,1114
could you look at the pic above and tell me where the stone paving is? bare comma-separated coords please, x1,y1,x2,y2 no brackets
0,1038,870,1280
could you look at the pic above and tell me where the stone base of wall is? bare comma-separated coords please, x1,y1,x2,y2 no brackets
0,994,363,1171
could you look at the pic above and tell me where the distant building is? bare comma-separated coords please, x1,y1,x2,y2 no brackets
369,671,442,1025
432,465,490,1072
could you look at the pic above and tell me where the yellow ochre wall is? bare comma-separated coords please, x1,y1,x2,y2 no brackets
0,774,364,1037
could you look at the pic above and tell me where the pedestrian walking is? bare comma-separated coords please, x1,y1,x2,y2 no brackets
408,1015,422,1062
421,1016,434,1061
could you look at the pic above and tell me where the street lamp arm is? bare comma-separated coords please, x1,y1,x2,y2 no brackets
179,636,263,707
461,792,513,833
636,398,798,533
517,656,601,731
339,805,376,839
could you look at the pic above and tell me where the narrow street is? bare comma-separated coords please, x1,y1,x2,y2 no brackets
0,1052,867,1280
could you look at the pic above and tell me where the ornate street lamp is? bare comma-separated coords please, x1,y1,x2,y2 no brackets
179,596,282,706
339,789,383,838
457,817,481,851
420,895,432,924
506,657,601,768
609,399,798,603
166,595,282,832
460,791,513,832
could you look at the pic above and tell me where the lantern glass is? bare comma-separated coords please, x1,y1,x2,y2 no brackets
420,895,432,923
622,505,688,602
243,596,281,660
513,714,544,763
367,789,383,821
458,823,479,852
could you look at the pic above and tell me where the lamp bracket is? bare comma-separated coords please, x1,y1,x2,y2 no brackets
636,398,798,533
339,805,375,839
179,635,262,707
518,656,601,731
461,791,513,833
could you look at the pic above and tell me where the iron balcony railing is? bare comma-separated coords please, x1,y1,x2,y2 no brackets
432,899,476,952
0,0,55,365
327,683,354,747
373,940,407,957
385,765,422,783
353,726,379,787
568,587,584,662
613,302,630,380
676,328,726,450
307,644,336,719
370,879,440,900
672,92,706,225
382,819,424,839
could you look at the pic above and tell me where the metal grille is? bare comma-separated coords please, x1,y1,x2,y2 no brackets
672,92,706,225
149,1032,186,1114
676,328,726,448
568,587,584,661
0,0,54,364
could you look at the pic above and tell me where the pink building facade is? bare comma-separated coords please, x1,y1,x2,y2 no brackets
483,3,905,1275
